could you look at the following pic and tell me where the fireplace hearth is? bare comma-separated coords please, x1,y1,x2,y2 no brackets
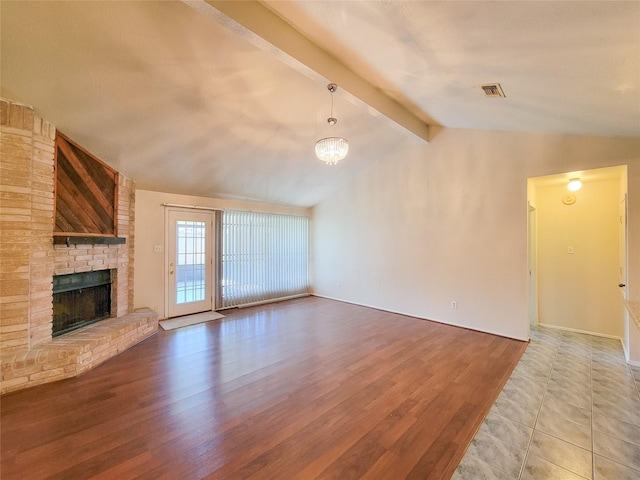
52,270,113,337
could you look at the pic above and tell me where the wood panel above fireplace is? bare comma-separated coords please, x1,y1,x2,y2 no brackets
54,132,119,236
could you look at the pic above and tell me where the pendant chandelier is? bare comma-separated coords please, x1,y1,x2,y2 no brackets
315,83,349,165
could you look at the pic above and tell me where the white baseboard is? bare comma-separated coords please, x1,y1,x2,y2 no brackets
622,341,630,364
311,294,529,342
217,293,311,310
537,322,622,341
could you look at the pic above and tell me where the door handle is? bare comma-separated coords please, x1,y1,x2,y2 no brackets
619,283,626,287
169,270,175,275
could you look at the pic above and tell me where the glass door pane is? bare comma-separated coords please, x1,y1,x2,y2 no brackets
176,220,206,304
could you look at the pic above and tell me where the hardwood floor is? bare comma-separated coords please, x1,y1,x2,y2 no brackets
1,297,527,480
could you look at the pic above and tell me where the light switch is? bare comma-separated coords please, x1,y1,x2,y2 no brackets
568,246,574,254
153,244,163,253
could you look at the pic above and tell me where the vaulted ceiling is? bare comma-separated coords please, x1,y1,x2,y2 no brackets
2,1,638,207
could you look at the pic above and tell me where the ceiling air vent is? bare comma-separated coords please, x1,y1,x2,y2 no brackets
481,83,506,97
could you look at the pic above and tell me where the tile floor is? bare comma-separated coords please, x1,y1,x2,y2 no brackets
453,326,640,479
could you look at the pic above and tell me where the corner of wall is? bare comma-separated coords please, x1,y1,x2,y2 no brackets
0,99,56,353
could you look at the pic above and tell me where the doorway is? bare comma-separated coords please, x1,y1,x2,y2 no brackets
166,209,214,318
528,202,538,327
528,165,627,337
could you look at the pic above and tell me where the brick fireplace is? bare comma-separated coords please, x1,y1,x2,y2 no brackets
1,99,157,394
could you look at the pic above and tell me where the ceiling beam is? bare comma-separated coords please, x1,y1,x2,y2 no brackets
196,0,430,142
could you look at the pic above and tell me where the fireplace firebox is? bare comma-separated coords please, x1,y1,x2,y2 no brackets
52,270,113,337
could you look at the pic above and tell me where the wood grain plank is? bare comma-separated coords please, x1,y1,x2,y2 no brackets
55,174,98,233
57,154,112,231
55,208,76,233
56,165,110,233
54,132,116,235
56,137,114,218
0,297,527,480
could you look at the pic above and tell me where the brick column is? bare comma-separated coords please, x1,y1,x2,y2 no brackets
115,174,135,317
0,99,55,354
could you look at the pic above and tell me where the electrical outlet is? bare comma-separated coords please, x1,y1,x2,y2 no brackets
451,301,457,309
153,244,163,253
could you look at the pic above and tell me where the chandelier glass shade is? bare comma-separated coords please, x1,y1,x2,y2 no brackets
316,83,348,165
315,136,349,165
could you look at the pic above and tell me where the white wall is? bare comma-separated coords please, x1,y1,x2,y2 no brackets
536,178,623,337
311,128,640,343
134,189,310,319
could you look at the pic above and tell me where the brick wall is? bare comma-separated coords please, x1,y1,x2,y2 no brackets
1,99,145,393
0,99,56,353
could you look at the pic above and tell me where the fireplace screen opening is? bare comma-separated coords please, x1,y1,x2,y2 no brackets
52,270,113,337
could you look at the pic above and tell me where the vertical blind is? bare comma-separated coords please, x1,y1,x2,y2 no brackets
220,210,309,308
